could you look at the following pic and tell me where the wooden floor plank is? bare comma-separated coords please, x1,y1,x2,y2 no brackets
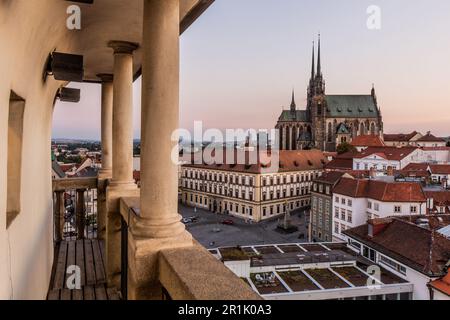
67,241,76,268
84,240,96,286
76,240,86,286
106,287,121,300
92,240,106,283
72,289,83,300
60,289,72,301
47,290,60,300
84,286,95,300
53,242,68,290
95,285,108,300
48,240,119,300
99,240,106,267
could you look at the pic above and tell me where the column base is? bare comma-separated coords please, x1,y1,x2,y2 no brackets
98,168,112,180
126,228,193,300
108,180,137,190
129,213,187,239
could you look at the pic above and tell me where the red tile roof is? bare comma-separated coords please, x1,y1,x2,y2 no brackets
314,171,347,184
403,163,429,172
334,177,427,202
425,191,450,206
182,149,327,174
430,165,450,175
422,147,450,151
384,131,419,142
324,158,353,170
429,271,450,296
354,146,418,161
351,135,385,147
417,133,446,142
344,215,450,276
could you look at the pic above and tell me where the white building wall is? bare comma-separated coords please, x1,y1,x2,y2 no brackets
418,150,450,164
433,290,450,300
332,193,426,241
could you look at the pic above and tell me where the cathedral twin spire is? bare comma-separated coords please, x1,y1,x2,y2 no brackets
307,34,325,110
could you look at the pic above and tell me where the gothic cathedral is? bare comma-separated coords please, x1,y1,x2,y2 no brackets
276,35,383,152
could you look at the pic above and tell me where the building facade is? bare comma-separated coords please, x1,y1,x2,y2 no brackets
344,216,450,300
352,146,421,171
181,150,327,222
276,36,384,152
310,171,348,242
332,177,427,241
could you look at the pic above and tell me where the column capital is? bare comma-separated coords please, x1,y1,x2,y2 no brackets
108,41,139,54
97,73,114,83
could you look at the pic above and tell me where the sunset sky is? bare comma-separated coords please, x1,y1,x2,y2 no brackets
53,0,450,140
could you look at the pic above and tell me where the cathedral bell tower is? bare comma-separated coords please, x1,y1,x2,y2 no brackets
309,34,327,150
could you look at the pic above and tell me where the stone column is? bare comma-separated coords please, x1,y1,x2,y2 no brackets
127,0,192,300
97,74,113,241
105,41,139,289
98,74,114,179
108,41,138,188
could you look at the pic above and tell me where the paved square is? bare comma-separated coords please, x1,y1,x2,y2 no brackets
178,203,310,249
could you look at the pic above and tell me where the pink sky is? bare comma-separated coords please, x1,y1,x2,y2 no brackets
53,0,450,139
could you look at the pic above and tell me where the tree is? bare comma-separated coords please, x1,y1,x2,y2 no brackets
336,142,356,155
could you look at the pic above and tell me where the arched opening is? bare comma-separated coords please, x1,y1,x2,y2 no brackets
327,122,332,142
370,122,376,135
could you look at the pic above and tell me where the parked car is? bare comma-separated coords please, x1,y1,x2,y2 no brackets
188,216,199,222
182,218,192,224
222,219,234,226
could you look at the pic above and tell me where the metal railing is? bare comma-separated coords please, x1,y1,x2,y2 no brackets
53,177,99,242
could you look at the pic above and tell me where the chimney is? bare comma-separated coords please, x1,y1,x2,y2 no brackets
387,166,394,177
368,218,392,238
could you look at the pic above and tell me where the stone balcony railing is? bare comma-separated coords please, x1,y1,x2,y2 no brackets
119,197,261,300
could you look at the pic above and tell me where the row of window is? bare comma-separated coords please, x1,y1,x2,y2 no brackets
355,163,399,171
312,183,331,195
262,172,319,186
351,240,408,276
334,222,348,234
183,181,255,201
312,197,331,213
185,194,254,216
262,186,310,201
262,200,307,217
335,196,353,207
184,170,254,186
334,207,353,223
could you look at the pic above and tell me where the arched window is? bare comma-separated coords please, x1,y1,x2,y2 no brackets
327,122,332,142
360,122,365,135
370,122,376,135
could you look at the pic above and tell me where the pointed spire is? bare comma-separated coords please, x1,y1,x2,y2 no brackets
290,89,296,111
311,41,315,80
317,33,321,76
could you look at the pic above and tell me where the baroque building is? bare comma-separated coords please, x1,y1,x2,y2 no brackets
276,36,384,152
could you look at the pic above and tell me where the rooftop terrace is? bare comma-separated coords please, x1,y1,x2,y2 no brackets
211,243,412,300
